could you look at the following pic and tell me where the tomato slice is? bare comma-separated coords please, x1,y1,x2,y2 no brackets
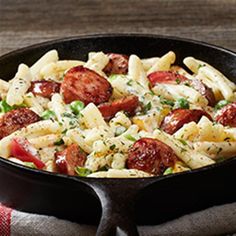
10,138,45,169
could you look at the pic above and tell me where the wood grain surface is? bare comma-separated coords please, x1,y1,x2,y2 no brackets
0,0,236,56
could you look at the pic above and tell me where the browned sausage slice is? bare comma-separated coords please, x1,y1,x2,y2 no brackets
190,79,216,106
215,102,236,127
0,108,40,140
29,80,61,99
55,144,87,176
127,137,178,175
148,71,188,86
98,95,139,121
160,109,212,135
148,71,216,106
103,53,129,75
61,66,113,105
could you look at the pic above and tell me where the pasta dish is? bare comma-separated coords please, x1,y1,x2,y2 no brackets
0,50,235,178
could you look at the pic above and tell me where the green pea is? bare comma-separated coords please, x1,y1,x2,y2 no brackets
0,100,13,113
214,100,230,110
70,100,85,115
41,110,56,120
75,167,92,177
163,167,173,175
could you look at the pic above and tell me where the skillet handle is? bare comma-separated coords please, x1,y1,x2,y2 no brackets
92,183,139,236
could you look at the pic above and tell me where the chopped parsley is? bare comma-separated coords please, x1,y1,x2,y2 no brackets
178,139,187,146
160,98,175,107
109,74,126,82
217,147,223,155
62,129,68,134
41,110,56,120
175,98,189,109
62,112,76,118
109,144,116,150
175,78,181,84
24,162,37,169
126,80,133,86
181,148,187,153
54,139,64,146
148,90,155,96
97,165,109,171
143,102,152,114
197,64,205,70
183,82,190,87
124,134,137,142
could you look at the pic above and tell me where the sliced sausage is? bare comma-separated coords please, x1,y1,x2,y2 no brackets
98,95,139,120
148,71,188,87
29,80,60,99
189,79,216,106
215,102,236,127
103,53,129,75
61,66,113,105
0,108,40,140
55,144,87,176
160,109,212,135
148,71,216,106
127,137,178,175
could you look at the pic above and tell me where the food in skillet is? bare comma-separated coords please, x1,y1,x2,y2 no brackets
0,50,236,178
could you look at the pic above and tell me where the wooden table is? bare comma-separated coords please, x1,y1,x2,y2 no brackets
1,0,236,56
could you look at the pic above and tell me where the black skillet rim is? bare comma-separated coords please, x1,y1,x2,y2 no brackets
0,33,236,182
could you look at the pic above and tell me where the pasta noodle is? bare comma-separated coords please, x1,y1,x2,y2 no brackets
40,60,85,81
30,50,59,79
148,51,176,74
6,64,32,106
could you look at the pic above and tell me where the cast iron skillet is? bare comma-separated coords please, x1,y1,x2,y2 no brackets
0,34,236,236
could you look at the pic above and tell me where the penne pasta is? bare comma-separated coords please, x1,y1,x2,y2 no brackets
193,141,236,159
40,60,85,81
6,64,32,106
148,51,176,74
141,57,160,71
28,134,61,149
30,50,59,79
80,103,108,129
84,52,109,77
128,55,149,89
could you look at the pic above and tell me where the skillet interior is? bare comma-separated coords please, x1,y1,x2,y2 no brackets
0,34,236,234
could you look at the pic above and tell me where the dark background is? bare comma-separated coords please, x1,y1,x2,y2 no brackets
0,0,236,55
